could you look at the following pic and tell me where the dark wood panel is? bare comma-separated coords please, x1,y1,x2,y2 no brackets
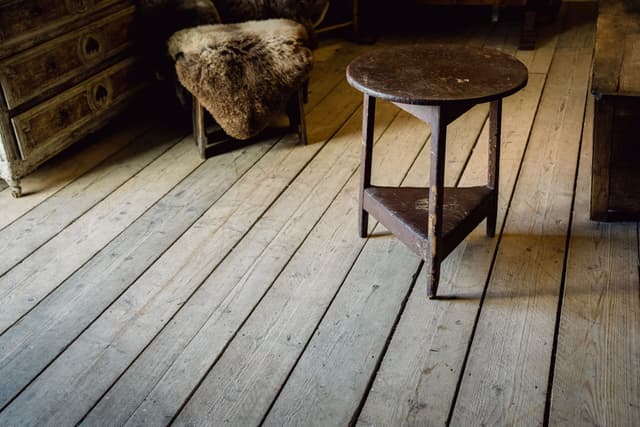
590,1,640,220
0,0,129,59
591,0,640,96
607,97,640,217
0,5,136,110
11,57,145,159
363,186,493,260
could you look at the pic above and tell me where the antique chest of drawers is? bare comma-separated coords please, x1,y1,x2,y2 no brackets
0,0,146,197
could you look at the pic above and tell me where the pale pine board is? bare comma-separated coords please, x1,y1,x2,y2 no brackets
450,43,594,426
0,56,357,334
0,124,186,277
0,138,270,411
305,40,366,112
0,136,203,334
0,114,152,229
84,101,400,427
178,23,510,424
172,107,430,427
357,71,547,427
357,14,559,424
0,80,364,424
549,98,640,426
266,25,550,427
515,8,563,74
262,105,490,426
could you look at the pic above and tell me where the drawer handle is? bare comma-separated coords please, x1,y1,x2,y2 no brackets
84,36,101,57
88,82,112,111
95,85,108,106
81,35,102,60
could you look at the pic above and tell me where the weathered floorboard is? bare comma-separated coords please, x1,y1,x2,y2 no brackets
549,96,640,426
0,123,186,277
1,10,633,427
0,137,270,412
263,102,489,427
0,115,152,229
172,108,429,427
0,136,203,334
266,22,549,427
355,73,548,427
0,78,363,425
450,43,593,426
85,101,400,427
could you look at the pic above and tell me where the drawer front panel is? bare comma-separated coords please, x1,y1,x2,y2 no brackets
0,5,136,110
12,57,144,159
0,0,127,58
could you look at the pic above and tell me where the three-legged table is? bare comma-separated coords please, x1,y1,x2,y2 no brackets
347,45,528,298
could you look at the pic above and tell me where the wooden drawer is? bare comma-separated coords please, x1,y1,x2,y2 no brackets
0,5,136,110
11,57,145,159
0,0,128,59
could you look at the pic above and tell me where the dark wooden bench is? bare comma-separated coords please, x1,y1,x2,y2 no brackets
591,0,640,221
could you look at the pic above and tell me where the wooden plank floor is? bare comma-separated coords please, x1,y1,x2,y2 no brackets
1,5,638,426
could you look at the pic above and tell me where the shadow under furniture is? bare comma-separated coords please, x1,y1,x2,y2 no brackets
347,45,528,298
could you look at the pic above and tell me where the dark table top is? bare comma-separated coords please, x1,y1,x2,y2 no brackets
346,45,529,105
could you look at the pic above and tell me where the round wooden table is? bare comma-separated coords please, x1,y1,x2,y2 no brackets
346,45,528,299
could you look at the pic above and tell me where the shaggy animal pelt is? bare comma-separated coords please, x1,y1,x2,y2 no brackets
169,19,313,140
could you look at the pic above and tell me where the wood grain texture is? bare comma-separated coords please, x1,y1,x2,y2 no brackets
0,0,127,59
356,25,550,427
0,137,272,417
592,2,640,95
172,109,430,427
515,13,561,75
0,114,151,229
0,123,185,277
85,101,400,427
0,5,136,109
12,58,145,159
2,13,631,427
263,100,490,427
590,1,640,220
619,34,640,93
0,136,203,334
450,44,593,426
549,96,640,426
0,73,365,425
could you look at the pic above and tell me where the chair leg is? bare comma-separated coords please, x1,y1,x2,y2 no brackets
302,80,309,104
288,87,308,145
192,96,207,159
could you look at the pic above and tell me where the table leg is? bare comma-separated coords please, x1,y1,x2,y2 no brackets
427,106,446,299
360,94,376,238
487,100,502,238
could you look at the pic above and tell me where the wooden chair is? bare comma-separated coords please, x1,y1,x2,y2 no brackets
192,85,308,159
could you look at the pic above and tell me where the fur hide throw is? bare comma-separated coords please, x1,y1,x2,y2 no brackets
169,19,312,140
